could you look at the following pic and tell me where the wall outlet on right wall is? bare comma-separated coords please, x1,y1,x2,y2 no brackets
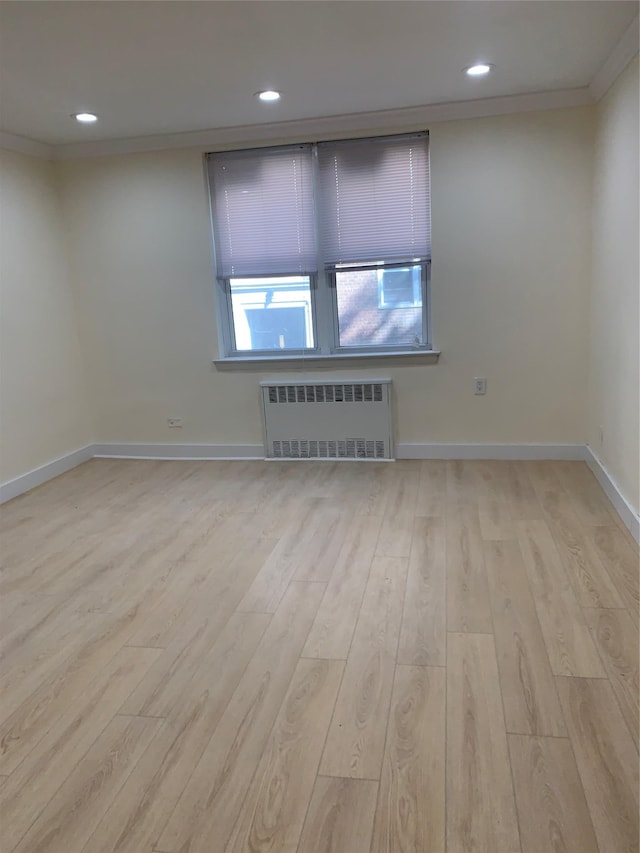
474,377,487,395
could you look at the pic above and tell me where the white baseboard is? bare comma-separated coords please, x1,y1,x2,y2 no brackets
0,445,94,504
97,441,586,463
395,443,586,461
92,442,264,461
3,442,637,545
585,447,640,544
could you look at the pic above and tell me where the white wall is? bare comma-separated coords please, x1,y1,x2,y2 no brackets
59,106,594,449
0,148,92,482
589,56,639,516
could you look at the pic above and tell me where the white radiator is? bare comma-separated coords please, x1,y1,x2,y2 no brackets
260,379,393,460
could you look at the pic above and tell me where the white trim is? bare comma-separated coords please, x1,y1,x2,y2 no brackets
584,447,640,544
95,442,587,462
2,442,637,543
259,377,392,387
51,87,592,161
0,445,93,504
590,15,639,101
396,442,585,461
10,49,639,163
0,131,54,160
216,351,440,371
92,442,264,461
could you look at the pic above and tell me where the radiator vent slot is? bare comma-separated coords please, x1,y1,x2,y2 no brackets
272,438,386,460
261,379,392,460
267,383,384,404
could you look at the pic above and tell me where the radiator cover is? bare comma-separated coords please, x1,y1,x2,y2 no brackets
260,379,393,460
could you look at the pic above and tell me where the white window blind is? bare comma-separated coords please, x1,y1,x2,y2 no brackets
317,133,430,266
208,145,316,277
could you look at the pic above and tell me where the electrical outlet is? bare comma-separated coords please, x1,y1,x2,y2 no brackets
167,418,183,428
474,377,487,395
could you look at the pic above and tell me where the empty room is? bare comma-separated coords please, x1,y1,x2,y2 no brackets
0,2,638,851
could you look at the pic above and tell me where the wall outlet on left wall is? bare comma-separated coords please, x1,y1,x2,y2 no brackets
167,418,183,428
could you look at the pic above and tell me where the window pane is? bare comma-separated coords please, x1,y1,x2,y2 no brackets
378,266,422,308
230,276,314,352
335,265,424,348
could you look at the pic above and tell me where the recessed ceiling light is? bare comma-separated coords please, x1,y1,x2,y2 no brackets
465,64,492,77
256,90,281,103
73,112,98,123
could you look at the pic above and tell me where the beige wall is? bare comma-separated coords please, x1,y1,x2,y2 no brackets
589,56,639,515
59,106,594,448
0,148,92,482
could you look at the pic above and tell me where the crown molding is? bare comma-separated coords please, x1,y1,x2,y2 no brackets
4,22,638,164
590,15,639,101
50,87,592,161
0,130,54,160
0,86,594,163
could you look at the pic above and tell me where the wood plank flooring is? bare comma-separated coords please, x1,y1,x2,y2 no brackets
0,458,638,853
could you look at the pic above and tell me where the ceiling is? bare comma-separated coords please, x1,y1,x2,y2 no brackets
0,1,637,146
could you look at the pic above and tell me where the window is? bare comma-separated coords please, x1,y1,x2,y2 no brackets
229,276,314,351
377,266,422,309
207,132,431,359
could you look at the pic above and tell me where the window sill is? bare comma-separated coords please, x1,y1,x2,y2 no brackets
213,349,440,371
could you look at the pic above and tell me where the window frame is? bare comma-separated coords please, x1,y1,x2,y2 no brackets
328,260,431,355
226,274,318,355
209,135,435,363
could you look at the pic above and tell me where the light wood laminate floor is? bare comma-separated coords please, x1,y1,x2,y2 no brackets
0,458,638,853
